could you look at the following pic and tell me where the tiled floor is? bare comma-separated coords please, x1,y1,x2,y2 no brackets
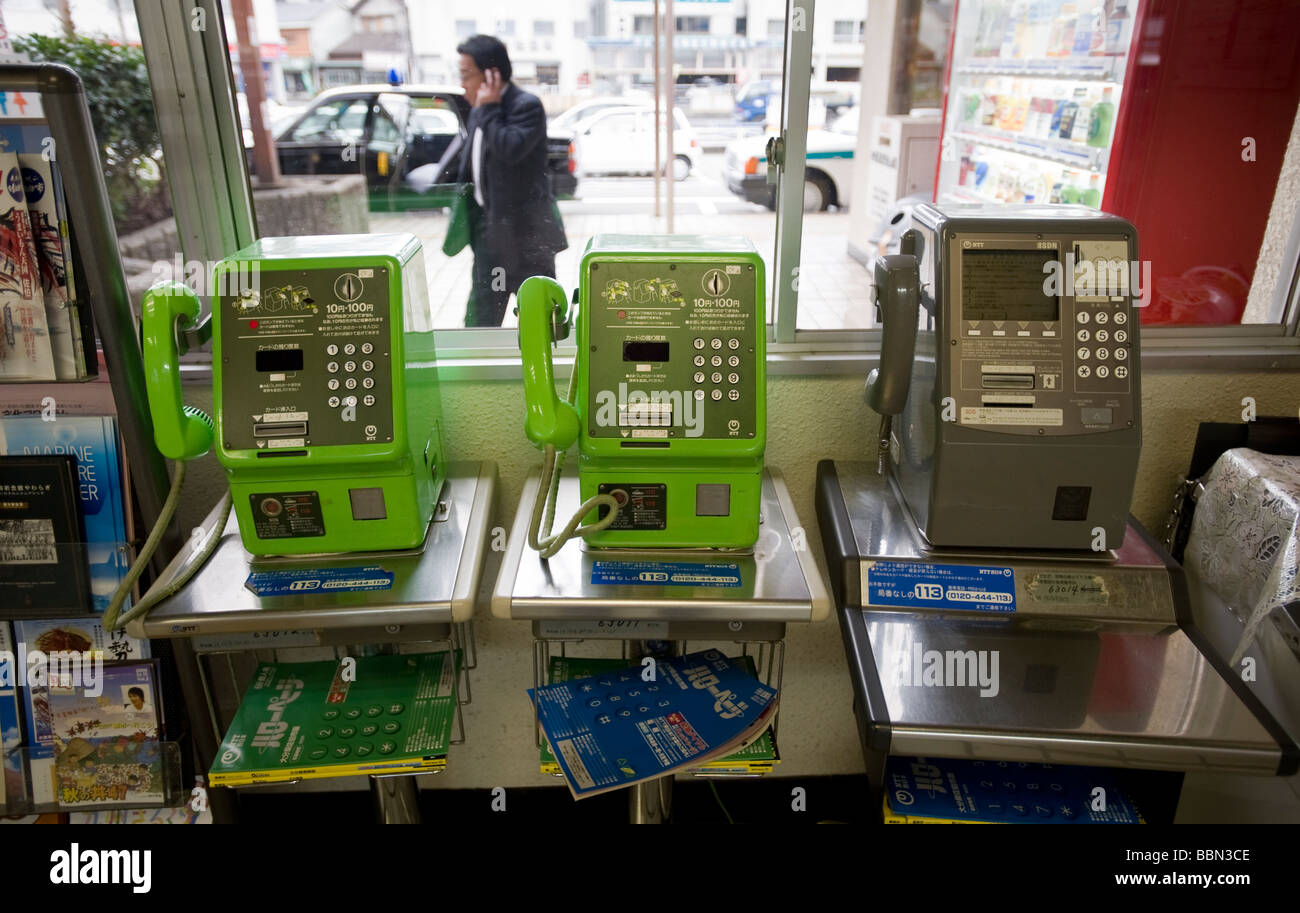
371,206,875,331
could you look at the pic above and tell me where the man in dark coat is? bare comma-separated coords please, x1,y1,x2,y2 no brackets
457,35,567,327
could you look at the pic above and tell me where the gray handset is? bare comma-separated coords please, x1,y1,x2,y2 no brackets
865,233,921,474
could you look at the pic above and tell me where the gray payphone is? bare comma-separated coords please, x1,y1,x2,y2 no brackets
867,203,1141,551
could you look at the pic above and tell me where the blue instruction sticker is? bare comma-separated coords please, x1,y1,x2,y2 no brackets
863,561,1016,613
590,560,742,588
245,566,395,597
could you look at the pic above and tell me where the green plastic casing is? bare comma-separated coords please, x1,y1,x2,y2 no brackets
530,234,766,549
210,234,444,556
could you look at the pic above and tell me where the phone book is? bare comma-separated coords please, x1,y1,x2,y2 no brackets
528,649,779,799
882,757,1145,824
0,414,130,612
49,660,164,808
210,651,460,787
0,151,54,381
0,454,90,616
539,654,779,777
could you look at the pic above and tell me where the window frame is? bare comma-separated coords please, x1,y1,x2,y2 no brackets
151,1,1300,377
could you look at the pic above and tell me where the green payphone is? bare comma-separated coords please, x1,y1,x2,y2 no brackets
141,233,445,558
518,235,766,555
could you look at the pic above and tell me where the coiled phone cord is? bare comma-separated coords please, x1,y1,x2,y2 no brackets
527,365,625,559
102,461,234,631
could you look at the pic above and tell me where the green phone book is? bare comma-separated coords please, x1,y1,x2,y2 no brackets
211,651,459,787
539,654,778,775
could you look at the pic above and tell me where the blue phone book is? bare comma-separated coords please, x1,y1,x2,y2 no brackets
0,414,129,612
528,649,778,799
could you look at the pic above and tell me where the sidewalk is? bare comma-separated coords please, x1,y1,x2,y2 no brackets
370,207,872,330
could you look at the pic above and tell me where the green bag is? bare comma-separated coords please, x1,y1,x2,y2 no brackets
441,182,476,257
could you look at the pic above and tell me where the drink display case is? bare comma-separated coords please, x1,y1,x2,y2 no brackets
937,1,1136,212
937,0,1300,326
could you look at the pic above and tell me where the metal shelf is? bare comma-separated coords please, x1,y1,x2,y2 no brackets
955,55,1124,82
952,128,1108,171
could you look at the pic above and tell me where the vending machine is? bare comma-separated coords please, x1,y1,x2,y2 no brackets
935,0,1300,326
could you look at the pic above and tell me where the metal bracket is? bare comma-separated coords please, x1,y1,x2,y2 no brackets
765,134,784,185
178,312,214,356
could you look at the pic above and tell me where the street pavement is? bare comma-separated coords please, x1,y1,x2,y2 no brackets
372,150,873,330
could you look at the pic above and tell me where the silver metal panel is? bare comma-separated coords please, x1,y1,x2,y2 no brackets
861,611,1281,773
825,458,1284,774
1186,562,1300,752
835,460,1177,626
131,461,495,637
495,468,822,622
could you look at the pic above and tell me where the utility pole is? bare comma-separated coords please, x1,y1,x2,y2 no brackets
56,0,74,39
231,0,281,186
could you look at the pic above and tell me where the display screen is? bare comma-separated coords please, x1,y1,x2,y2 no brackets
623,341,669,362
961,249,1060,322
255,349,304,372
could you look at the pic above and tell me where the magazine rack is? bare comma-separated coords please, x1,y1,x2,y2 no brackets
0,63,220,819
1,741,186,816
493,467,831,823
126,460,496,824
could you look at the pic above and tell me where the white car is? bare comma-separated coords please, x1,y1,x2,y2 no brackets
550,93,653,131
723,127,857,211
572,106,699,181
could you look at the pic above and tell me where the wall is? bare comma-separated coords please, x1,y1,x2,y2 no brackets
173,366,1300,789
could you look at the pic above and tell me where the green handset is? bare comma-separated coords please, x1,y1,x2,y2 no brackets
141,280,215,461
518,235,767,555
519,276,578,451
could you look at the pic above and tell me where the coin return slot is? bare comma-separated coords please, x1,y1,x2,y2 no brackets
254,421,308,437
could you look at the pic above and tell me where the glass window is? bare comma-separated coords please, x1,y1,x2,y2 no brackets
456,19,476,37
933,0,1300,328
287,98,370,144
496,20,516,37
676,17,709,34
768,18,785,38
217,2,787,336
793,2,952,332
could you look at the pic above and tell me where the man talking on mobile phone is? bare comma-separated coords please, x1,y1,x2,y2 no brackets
456,34,567,327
